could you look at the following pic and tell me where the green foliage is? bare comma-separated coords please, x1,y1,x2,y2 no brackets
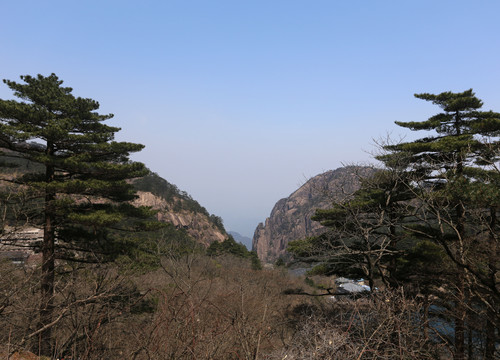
209,214,225,232
0,73,157,355
0,74,152,252
288,237,318,259
290,168,416,288
383,89,500,177
206,235,262,269
381,89,500,245
116,224,201,272
133,172,182,203
306,263,328,276
379,89,500,358
395,239,450,293
292,90,500,312
207,235,246,257
275,257,286,267
249,251,262,270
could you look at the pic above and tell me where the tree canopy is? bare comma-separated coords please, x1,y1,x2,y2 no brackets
289,89,500,360
0,73,154,356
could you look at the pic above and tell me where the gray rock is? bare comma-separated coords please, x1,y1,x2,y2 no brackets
252,166,376,263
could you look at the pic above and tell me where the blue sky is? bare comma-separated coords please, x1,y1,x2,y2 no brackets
1,1,500,241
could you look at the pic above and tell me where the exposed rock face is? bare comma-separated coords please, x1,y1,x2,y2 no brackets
0,148,227,248
252,166,375,263
133,191,226,246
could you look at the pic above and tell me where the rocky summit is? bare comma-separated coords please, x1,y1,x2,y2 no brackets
252,166,375,263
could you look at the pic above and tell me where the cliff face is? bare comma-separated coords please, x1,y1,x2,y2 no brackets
130,172,228,246
252,166,375,263
0,148,227,247
133,191,226,246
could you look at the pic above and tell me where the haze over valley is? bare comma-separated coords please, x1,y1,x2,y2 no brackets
1,2,500,359
2,1,500,240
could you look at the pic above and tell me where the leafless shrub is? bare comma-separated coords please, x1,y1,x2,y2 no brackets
126,253,308,360
0,260,143,359
269,290,446,359
2,249,455,359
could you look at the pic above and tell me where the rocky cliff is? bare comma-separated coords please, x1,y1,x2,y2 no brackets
0,148,227,247
252,166,375,263
133,190,226,246
132,173,227,246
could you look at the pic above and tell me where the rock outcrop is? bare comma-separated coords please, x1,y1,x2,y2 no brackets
0,148,227,248
252,166,375,263
133,190,226,246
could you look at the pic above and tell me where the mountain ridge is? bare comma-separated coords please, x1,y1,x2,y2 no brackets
132,173,227,245
228,231,252,250
252,166,376,263
0,149,227,246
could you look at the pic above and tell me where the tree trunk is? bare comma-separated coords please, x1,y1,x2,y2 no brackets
37,144,56,357
366,253,375,294
485,207,497,360
454,267,466,360
388,220,399,288
454,201,466,360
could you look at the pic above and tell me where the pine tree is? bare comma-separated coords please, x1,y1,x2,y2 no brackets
303,167,414,291
381,89,500,360
0,74,150,356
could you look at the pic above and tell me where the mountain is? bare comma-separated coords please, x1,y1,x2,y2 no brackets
132,173,227,246
228,231,252,250
252,166,375,263
0,148,227,246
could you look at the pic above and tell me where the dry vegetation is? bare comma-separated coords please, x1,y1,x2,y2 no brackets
0,249,453,360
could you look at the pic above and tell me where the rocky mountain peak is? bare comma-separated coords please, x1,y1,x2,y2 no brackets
252,166,375,263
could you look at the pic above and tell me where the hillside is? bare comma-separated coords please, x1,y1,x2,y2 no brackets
132,173,227,245
0,149,227,246
252,166,376,263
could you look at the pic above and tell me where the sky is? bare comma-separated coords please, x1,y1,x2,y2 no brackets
1,1,500,241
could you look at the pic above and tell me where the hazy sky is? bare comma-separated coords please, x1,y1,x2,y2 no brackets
1,1,500,239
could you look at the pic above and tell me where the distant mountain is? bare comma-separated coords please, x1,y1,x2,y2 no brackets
228,231,252,250
252,166,376,263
